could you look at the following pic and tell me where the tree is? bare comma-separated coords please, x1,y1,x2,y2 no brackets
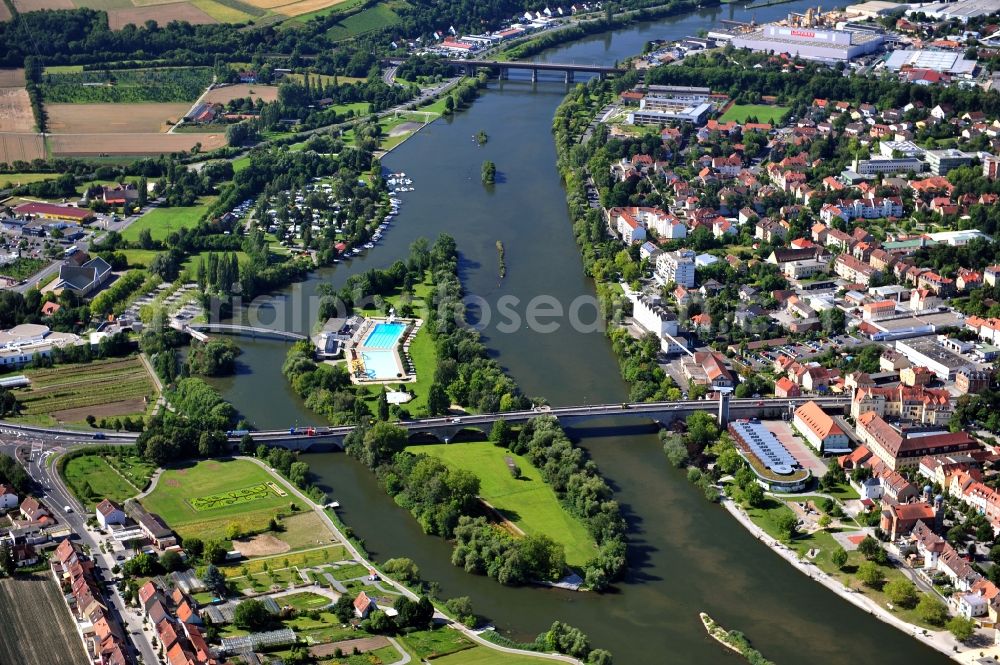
776,512,798,541
884,579,918,608
742,482,764,508
199,430,227,457
0,542,14,577
382,557,420,583
481,160,496,185
857,535,883,561
856,562,885,588
916,596,948,626
588,650,614,665
205,541,228,565
377,389,389,421
226,522,242,541
445,596,475,627
489,419,512,446
233,599,273,631
184,537,204,560
333,595,355,623
202,564,227,596
427,383,449,416
946,615,976,642
831,546,848,570
159,550,183,573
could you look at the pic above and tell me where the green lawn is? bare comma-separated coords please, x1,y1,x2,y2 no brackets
119,249,159,268
142,459,300,542
719,104,789,124
0,173,61,187
222,544,347,577
432,646,554,664
325,2,402,40
276,591,332,611
121,198,214,243
399,628,473,660
232,155,251,173
406,442,597,567
62,454,138,509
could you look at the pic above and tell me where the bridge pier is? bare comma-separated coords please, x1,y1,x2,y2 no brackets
718,392,730,427
499,66,508,81
531,68,538,83
565,70,574,84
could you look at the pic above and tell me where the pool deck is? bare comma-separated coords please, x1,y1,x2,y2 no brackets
347,316,422,385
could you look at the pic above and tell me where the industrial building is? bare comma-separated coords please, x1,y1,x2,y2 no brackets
728,23,886,62
884,50,977,76
894,335,975,381
908,0,1000,23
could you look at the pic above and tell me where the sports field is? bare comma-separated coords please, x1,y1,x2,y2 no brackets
142,458,301,541
719,103,789,124
122,198,213,242
407,442,597,566
11,357,156,426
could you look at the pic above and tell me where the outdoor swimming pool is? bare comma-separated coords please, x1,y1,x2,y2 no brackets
361,350,399,380
364,322,406,349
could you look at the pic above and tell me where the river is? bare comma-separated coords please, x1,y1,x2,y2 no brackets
210,3,952,663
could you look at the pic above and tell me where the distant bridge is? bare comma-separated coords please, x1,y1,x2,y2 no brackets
0,395,851,452
183,323,308,343
240,395,851,451
385,58,625,83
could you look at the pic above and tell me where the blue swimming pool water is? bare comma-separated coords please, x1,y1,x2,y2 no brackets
364,322,405,349
361,350,399,380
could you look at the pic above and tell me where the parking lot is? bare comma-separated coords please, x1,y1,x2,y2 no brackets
765,419,829,478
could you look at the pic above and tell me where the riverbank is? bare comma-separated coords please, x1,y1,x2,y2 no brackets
242,455,584,664
720,497,965,662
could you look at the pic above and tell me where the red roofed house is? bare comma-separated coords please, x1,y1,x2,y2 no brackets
774,376,800,398
793,401,850,453
881,502,936,540
353,591,376,618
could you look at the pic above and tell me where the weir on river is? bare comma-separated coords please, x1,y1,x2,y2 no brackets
210,3,951,663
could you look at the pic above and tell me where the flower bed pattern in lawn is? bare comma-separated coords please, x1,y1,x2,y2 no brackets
142,459,300,542
189,483,277,511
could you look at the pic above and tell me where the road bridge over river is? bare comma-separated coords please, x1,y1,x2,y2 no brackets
384,58,624,83
0,395,851,451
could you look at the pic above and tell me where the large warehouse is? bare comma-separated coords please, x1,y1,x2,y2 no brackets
729,24,886,62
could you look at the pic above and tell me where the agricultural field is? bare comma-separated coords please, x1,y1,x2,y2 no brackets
325,1,401,40
270,0,352,17
201,83,280,104
0,87,35,133
222,544,346,578
189,0,262,23
62,453,139,508
0,2,11,20
106,3,218,29
142,458,301,541
121,198,213,242
280,0,362,25
12,0,73,11
10,356,157,426
0,575,89,665
42,68,211,104
48,132,226,157
407,442,598,566
719,103,789,124
0,132,47,163
46,103,191,134
0,70,25,87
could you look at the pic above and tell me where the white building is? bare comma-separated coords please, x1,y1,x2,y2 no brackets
95,499,127,529
655,250,696,287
